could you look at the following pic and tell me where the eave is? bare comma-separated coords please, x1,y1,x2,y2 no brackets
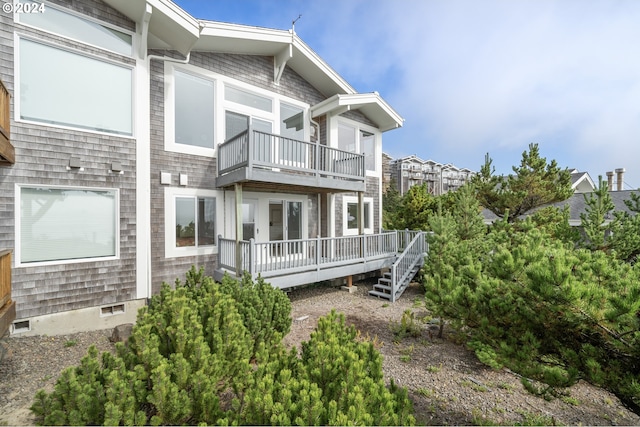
102,0,200,56
311,93,404,132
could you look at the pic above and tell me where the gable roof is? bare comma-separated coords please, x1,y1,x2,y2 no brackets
102,0,403,131
570,170,596,193
482,190,638,225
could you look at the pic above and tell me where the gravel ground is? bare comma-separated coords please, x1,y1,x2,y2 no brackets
1,279,639,426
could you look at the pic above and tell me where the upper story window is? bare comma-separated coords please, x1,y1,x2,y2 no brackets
175,70,215,149
17,1,133,56
18,38,133,136
225,85,272,113
165,63,308,157
337,120,380,176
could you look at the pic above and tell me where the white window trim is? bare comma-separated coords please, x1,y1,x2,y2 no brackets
330,116,381,178
164,187,221,258
343,196,374,236
15,184,120,267
14,33,136,139
164,62,309,158
15,0,134,57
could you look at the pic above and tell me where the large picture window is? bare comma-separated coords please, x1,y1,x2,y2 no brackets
18,186,118,264
19,38,132,135
18,1,133,55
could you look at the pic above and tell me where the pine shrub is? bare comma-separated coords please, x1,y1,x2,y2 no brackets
31,271,415,425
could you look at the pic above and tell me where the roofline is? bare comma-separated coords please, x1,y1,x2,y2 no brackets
310,93,404,132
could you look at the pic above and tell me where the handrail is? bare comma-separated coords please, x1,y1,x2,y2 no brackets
217,127,365,181
390,232,426,302
218,231,398,277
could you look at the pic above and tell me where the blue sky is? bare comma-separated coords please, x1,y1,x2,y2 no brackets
175,0,640,189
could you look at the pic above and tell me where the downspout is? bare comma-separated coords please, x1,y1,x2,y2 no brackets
140,4,201,302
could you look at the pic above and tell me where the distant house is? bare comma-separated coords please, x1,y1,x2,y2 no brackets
389,155,474,195
570,169,596,193
0,0,428,336
482,188,637,225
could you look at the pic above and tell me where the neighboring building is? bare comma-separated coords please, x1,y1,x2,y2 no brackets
0,0,425,335
570,168,596,193
381,152,392,193
389,155,474,195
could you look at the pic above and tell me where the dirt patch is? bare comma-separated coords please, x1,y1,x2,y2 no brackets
1,280,638,426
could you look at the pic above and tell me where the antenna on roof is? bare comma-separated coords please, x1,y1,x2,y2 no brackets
292,14,302,33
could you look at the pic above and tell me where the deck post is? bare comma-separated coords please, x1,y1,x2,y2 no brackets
249,238,255,278
358,191,364,257
315,235,321,271
235,183,243,277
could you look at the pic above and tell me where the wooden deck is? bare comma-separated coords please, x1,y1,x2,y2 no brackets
0,250,16,337
215,230,428,297
0,79,14,165
216,127,366,193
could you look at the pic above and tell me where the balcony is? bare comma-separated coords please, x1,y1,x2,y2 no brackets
0,80,14,165
217,127,365,193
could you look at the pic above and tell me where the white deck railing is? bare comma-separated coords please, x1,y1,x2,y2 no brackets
218,231,398,278
218,127,366,182
389,232,428,302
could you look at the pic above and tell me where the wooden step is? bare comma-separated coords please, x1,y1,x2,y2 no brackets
373,283,391,292
378,277,391,285
368,290,392,300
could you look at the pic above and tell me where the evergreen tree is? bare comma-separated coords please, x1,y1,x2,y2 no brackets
609,191,640,263
580,176,615,251
382,177,402,230
31,272,415,426
472,143,573,222
396,183,437,230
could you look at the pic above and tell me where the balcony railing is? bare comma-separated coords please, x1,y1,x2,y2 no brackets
217,127,365,185
218,231,398,278
0,79,14,164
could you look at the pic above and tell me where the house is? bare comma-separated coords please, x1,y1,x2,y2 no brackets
570,168,596,193
389,155,474,195
0,0,427,336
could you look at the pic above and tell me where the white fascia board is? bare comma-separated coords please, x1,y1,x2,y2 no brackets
198,21,292,47
103,0,200,55
311,93,404,132
572,173,596,190
291,36,355,95
148,0,200,34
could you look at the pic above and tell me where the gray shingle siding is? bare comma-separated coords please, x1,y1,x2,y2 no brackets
0,1,138,320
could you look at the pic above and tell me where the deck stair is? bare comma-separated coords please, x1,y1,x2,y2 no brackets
368,231,427,302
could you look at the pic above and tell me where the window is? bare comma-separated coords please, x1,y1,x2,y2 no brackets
225,85,272,112
166,64,308,157
175,70,214,149
175,197,215,248
17,1,132,56
18,38,132,136
343,196,373,235
18,186,118,265
165,188,219,258
336,120,379,175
